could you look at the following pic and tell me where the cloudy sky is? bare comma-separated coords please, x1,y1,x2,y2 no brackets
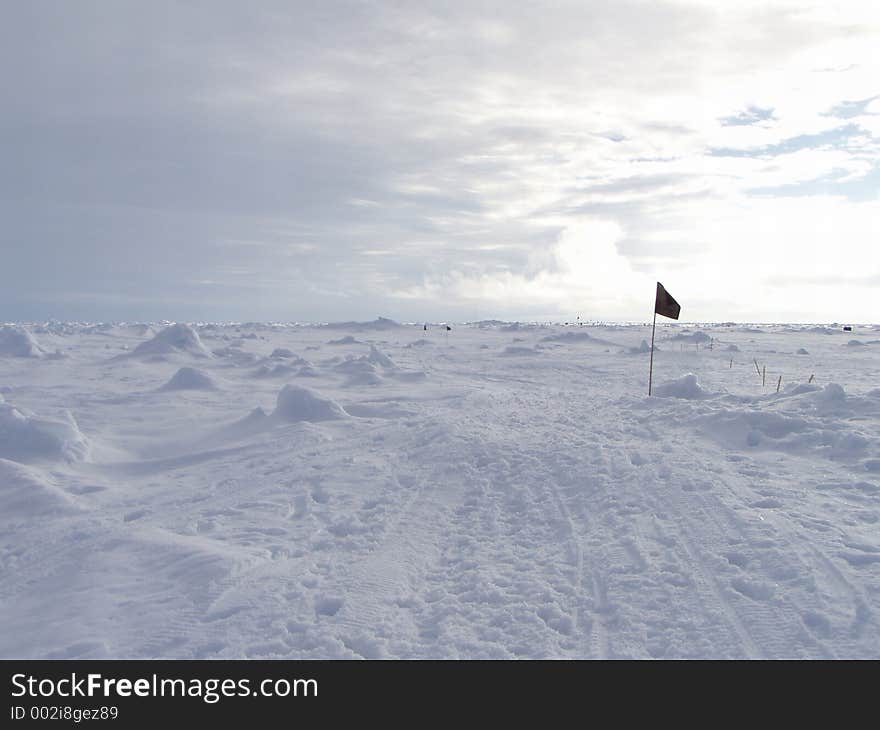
2,1,879,323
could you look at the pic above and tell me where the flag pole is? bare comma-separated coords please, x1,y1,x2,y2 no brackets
648,310,657,396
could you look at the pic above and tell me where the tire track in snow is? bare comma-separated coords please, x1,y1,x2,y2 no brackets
324,429,466,657
588,573,610,660
330,477,429,640
631,454,764,659
660,438,859,658
541,459,603,658
641,441,839,659
807,546,875,645
691,488,837,659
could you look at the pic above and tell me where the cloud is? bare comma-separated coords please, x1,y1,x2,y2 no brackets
1,1,878,322
394,219,651,317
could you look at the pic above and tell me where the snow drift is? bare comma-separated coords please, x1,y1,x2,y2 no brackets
252,363,299,379
3,320,880,660
501,346,540,357
0,458,80,517
367,345,394,368
629,339,651,354
0,326,46,358
540,331,617,346
0,403,90,463
328,335,360,345
671,330,711,344
273,385,347,422
334,358,383,385
131,324,212,359
322,317,400,332
160,367,218,391
652,373,711,399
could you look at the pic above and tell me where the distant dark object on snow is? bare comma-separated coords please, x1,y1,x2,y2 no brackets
843,326,853,332
446,325,452,331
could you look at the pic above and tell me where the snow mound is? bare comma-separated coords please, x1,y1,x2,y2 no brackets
726,344,740,352
778,383,879,419
846,340,864,347
333,357,384,385
334,358,376,375
786,383,821,396
542,331,595,343
273,385,347,422
652,373,711,399
817,383,846,402
211,346,260,365
0,403,90,463
296,365,321,378
324,317,400,331
131,324,212,359
671,330,711,343
390,370,427,382
698,405,869,457
541,330,620,347
328,335,359,345
0,458,80,517
501,323,544,332
797,348,809,355
360,316,400,330
500,346,540,357
405,339,433,348
368,345,394,368
160,367,218,391
0,326,46,358
629,339,651,354
252,363,299,379
270,348,297,359
130,324,155,337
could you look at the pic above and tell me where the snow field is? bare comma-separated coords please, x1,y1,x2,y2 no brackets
0,320,878,658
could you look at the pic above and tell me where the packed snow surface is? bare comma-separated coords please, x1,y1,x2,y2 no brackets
1,320,879,658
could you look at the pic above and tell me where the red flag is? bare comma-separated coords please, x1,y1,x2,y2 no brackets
654,282,680,320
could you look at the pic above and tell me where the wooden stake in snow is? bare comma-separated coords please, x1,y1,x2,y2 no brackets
648,282,681,396
762,365,766,388
754,359,761,376
729,359,733,369
776,375,782,393
808,374,815,384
